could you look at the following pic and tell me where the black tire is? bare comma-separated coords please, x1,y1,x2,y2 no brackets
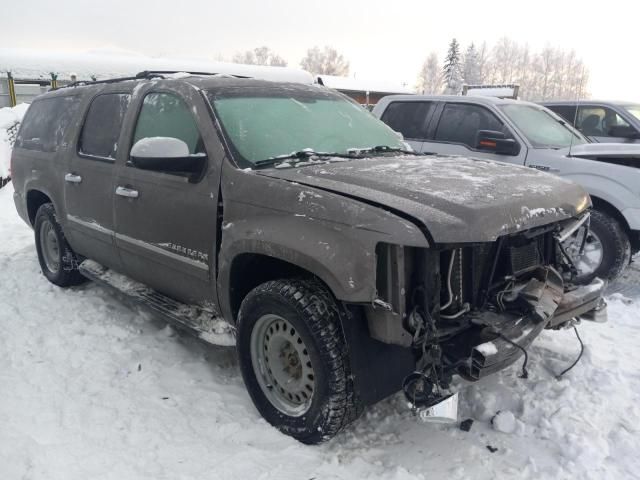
236,278,356,444
575,209,631,284
34,203,85,287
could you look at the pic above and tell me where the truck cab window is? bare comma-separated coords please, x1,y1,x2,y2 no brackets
380,101,434,140
434,103,507,148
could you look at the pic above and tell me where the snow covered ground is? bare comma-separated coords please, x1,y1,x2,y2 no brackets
0,103,29,178
1,180,639,480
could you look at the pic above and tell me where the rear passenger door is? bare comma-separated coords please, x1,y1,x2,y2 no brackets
113,85,221,306
64,92,130,270
424,102,527,165
379,101,436,151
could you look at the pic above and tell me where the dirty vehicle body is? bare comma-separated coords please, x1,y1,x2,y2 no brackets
373,95,640,284
12,74,606,443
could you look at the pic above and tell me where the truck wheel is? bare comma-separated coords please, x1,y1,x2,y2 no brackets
34,203,85,287
237,278,355,444
564,209,631,284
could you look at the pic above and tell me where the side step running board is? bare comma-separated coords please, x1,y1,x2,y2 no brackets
78,259,235,346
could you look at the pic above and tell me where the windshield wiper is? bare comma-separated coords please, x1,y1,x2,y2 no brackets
348,145,417,156
253,149,358,169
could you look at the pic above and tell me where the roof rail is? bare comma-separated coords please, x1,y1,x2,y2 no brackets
59,70,247,90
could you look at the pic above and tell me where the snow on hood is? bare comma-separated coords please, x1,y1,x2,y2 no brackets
257,155,589,243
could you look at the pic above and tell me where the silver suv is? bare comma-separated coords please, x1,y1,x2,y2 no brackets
373,95,640,282
542,100,640,144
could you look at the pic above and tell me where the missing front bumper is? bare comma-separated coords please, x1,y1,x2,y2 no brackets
441,276,607,382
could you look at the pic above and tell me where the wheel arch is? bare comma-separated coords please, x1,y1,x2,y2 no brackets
589,194,637,251
26,189,53,225
225,251,337,323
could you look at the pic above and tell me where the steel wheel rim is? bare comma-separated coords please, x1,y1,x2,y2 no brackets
39,219,60,273
564,228,604,277
250,314,315,416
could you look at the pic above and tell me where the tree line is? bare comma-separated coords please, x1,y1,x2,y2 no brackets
421,37,590,100
228,38,590,101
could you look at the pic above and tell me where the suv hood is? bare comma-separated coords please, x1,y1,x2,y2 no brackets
566,143,640,159
256,155,589,243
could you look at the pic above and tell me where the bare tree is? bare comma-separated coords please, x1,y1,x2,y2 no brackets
416,52,442,94
462,43,481,85
232,46,287,67
455,38,590,101
300,46,350,76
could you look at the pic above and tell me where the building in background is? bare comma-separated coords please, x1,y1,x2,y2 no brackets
316,74,413,108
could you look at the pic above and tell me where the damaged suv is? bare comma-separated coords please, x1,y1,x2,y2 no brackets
11,73,606,444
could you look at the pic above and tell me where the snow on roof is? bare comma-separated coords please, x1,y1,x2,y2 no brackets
0,48,314,84
317,74,413,95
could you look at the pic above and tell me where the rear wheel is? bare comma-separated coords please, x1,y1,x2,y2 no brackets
236,278,356,444
34,203,85,287
564,209,631,283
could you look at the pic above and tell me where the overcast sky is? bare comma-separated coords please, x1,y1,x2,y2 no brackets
2,0,638,101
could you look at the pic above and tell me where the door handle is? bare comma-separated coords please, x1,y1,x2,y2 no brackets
65,173,82,183
115,186,139,199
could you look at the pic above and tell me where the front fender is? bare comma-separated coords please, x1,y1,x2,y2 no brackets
217,162,429,320
561,167,640,229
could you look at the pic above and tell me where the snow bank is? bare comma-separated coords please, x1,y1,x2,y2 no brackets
1,181,639,479
0,103,29,178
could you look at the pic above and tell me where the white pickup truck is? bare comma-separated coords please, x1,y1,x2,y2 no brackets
373,95,640,282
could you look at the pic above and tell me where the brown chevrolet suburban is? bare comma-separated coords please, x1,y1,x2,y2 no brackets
11,72,606,443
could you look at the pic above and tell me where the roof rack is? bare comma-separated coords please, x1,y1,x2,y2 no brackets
59,70,247,90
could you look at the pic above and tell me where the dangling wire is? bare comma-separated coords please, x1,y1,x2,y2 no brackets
557,326,584,378
495,331,529,379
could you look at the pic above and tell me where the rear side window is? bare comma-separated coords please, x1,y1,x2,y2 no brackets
132,93,203,154
79,93,131,159
434,103,507,148
16,96,81,152
380,101,434,140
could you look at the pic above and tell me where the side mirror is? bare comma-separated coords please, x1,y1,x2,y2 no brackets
130,137,206,178
476,130,520,156
607,125,640,139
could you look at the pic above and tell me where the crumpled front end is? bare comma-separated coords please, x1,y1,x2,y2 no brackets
366,211,607,400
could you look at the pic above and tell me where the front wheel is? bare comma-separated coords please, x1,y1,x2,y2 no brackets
236,279,356,444
563,209,631,283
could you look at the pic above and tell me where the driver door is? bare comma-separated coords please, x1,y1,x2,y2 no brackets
113,84,222,305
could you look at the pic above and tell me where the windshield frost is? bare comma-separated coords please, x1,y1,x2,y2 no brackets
208,87,405,166
500,104,587,149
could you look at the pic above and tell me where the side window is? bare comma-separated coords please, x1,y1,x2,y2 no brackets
547,105,578,124
79,93,130,159
434,103,508,149
380,101,434,140
577,106,631,137
16,96,81,152
132,93,203,154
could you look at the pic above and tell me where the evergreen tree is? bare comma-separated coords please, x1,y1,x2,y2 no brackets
443,38,463,94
